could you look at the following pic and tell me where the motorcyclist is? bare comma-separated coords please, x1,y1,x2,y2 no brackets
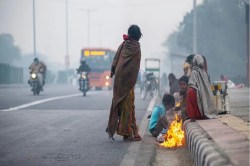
28,58,46,90
77,59,91,73
77,59,91,90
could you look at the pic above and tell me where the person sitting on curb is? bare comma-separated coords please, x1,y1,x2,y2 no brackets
177,75,189,122
186,54,217,122
183,62,191,77
148,93,175,137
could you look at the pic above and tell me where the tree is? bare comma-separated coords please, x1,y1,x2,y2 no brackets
0,33,21,65
165,0,247,83
163,31,187,54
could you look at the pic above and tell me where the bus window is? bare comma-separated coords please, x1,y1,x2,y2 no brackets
80,48,116,89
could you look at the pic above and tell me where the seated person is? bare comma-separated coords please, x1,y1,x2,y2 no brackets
178,75,189,121
148,93,175,137
186,54,217,120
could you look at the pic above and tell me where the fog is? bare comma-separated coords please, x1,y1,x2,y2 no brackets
0,0,202,72
1,0,248,86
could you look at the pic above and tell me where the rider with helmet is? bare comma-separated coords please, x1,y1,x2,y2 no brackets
28,58,46,90
77,59,91,74
77,59,91,90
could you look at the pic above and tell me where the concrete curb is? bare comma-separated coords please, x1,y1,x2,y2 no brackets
184,88,249,166
185,122,233,166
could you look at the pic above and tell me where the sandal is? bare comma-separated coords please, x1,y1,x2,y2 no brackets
123,135,142,142
134,135,142,141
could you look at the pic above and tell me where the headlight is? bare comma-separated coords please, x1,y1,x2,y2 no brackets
31,73,37,79
105,75,110,80
105,82,109,86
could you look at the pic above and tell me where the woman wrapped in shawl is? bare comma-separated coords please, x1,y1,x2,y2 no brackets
186,54,217,120
106,25,142,141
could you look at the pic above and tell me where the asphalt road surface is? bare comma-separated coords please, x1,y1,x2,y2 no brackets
227,88,250,122
0,84,154,166
1,84,248,166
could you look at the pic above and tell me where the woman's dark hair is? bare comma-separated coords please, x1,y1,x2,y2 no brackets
162,93,175,108
128,25,142,41
168,73,176,80
179,75,189,85
186,54,195,65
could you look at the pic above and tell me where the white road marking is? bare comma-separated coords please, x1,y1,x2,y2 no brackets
1,91,97,112
120,96,157,166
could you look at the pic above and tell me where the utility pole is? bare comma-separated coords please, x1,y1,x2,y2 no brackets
193,0,197,54
245,2,249,87
98,23,102,47
33,0,37,58
65,0,70,69
66,0,69,57
81,9,97,47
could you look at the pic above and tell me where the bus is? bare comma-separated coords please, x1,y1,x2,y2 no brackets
80,48,116,90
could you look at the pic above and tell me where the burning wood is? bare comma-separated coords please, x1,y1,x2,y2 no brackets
160,114,185,148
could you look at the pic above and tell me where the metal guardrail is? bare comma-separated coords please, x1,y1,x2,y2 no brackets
0,63,23,84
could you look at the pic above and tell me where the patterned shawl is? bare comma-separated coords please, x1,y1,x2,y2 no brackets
106,39,141,137
188,54,217,119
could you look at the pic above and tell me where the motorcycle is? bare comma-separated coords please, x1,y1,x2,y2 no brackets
78,71,89,96
30,72,42,95
140,72,158,100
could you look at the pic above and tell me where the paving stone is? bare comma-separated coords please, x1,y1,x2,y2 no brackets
218,114,250,140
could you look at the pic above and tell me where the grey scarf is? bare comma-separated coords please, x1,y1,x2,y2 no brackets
189,54,217,119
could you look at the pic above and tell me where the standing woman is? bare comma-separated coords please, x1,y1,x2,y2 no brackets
106,25,142,141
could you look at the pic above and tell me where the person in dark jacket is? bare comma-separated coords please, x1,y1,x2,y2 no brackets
77,59,91,90
77,59,91,73
168,73,180,95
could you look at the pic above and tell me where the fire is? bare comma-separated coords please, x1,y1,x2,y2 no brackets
160,114,185,148
175,102,180,107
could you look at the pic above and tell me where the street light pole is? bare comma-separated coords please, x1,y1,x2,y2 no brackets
87,9,90,47
245,2,249,87
66,0,69,56
193,0,197,53
65,0,70,84
64,0,70,70
81,9,96,47
33,0,37,58
98,23,102,47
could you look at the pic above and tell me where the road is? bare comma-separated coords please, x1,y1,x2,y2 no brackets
0,84,248,166
0,85,153,166
227,88,250,122
0,84,194,166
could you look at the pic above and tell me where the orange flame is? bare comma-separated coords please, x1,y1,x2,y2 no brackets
160,114,185,148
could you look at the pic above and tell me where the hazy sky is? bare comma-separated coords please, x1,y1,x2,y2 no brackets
0,0,202,70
